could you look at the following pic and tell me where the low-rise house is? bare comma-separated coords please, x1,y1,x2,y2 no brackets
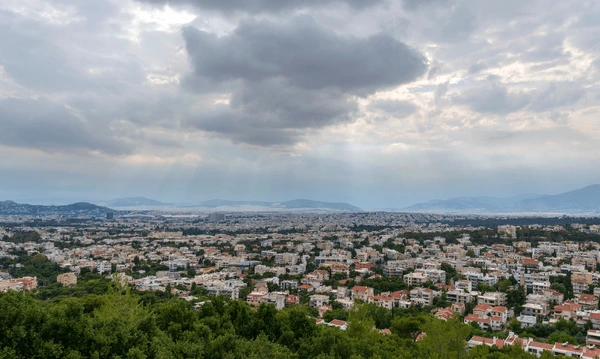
553,301,582,321
516,315,537,328
351,286,374,301
285,295,300,306
280,280,298,290
490,306,508,323
452,302,466,315
247,292,287,309
298,284,314,292
521,303,548,317
577,293,599,310
335,298,354,309
309,294,330,308
542,288,564,304
367,295,395,310
464,314,491,330
410,287,439,306
0,276,38,291
591,313,600,329
469,332,600,358
327,319,348,331
435,306,455,321
587,329,600,346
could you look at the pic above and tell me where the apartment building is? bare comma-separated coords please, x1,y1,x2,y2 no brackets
57,272,77,287
447,289,473,304
404,271,428,287
477,292,507,306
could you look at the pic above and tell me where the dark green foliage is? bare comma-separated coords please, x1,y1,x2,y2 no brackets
0,288,547,359
358,276,407,293
0,252,69,285
2,231,41,243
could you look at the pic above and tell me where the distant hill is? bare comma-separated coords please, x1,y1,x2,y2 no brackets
517,184,600,212
403,185,600,214
192,199,362,212
102,197,169,207
0,201,116,216
403,194,539,213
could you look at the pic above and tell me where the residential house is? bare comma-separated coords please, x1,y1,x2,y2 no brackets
351,286,374,301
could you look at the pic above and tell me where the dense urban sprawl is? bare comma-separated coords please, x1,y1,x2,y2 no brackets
3,212,600,358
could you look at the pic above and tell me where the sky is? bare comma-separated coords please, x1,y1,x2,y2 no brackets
1,0,600,209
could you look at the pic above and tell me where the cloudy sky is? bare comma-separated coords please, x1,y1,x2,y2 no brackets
1,0,600,208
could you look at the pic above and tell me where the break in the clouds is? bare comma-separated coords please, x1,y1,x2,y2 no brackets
1,0,600,208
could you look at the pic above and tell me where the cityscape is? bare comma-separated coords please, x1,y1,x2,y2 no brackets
2,0,600,358
3,207,600,357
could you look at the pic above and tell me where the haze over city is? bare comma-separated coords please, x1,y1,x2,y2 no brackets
1,0,600,208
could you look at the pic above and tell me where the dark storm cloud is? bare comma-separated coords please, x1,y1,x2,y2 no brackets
182,17,427,93
0,98,133,155
182,16,427,146
185,79,357,146
136,0,383,13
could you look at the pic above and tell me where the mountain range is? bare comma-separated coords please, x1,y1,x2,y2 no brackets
0,198,362,215
97,197,362,212
0,201,114,216
3,185,599,216
403,184,600,214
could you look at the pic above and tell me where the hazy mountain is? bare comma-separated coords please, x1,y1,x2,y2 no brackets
403,185,600,214
0,201,116,216
192,199,361,212
516,185,600,212
103,197,169,207
403,194,539,213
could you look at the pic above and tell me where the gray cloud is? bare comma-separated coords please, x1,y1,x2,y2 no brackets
182,17,427,94
181,16,427,146
0,23,145,93
467,61,487,74
136,0,383,13
401,0,476,43
402,0,453,12
528,83,585,112
454,80,586,115
186,79,357,146
0,98,133,155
